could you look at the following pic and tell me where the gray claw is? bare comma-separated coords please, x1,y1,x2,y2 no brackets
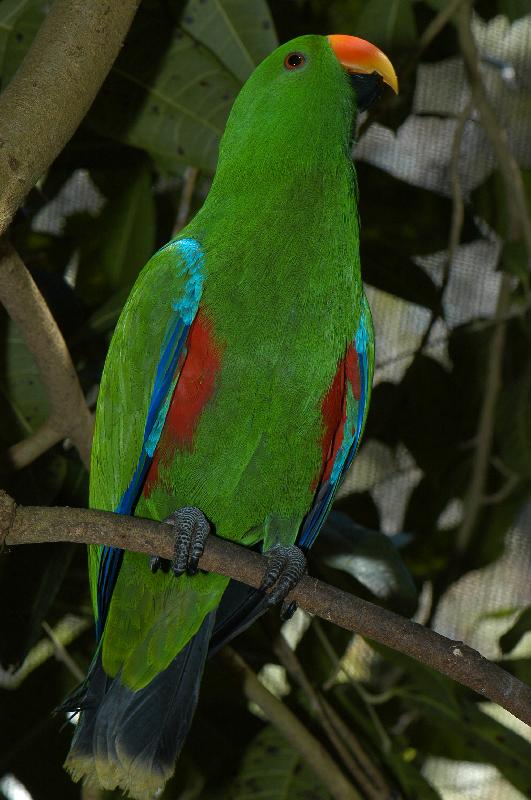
260,544,306,608
149,555,169,574
166,506,210,577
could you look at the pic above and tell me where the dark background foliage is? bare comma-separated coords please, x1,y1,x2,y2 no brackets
0,1,530,798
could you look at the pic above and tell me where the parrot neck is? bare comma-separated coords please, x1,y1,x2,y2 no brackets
195,146,361,286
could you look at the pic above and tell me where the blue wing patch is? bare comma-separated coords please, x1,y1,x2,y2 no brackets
95,238,205,640
297,296,374,551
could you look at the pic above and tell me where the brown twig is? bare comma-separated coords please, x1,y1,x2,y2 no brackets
0,241,94,469
456,1,531,260
42,620,85,682
273,633,391,800
223,647,361,800
2,491,530,728
172,166,200,236
358,0,467,138
420,100,473,353
456,273,513,552
0,0,140,237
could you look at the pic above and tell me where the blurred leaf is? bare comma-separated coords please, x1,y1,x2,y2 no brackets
228,725,331,799
473,169,531,243
398,354,460,475
498,0,531,20
0,312,49,446
359,163,481,258
0,541,75,670
497,363,531,480
362,244,440,310
385,750,442,800
499,606,531,654
0,0,46,89
75,159,156,302
181,0,277,82
314,512,418,616
501,241,529,289
83,287,129,338
408,694,531,797
356,0,416,49
88,0,277,173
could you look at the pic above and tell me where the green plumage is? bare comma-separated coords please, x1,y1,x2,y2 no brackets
66,34,375,799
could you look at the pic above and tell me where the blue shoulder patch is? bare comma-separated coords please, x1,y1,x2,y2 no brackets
96,238,205,640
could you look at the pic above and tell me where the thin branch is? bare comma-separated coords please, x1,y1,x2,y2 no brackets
6,421,64,471
0,615,90,690
172,166,200,236
419,100,473,353
358,0,467,138
273,632,391,800
42,620,85,683
223,647,361,800
402,0,468,82
0,0,140,237
2,491,530,728
456,272,513,552
0,241,94,469
456,1,531,259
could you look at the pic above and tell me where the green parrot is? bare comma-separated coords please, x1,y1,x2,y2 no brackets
65,33,397,799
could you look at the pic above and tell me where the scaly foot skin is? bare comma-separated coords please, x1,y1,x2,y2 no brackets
150,506,210,577
260,544,307,619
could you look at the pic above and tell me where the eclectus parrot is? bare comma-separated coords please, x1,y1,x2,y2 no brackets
65,33,397,799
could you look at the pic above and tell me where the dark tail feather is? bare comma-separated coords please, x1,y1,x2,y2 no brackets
209,578,269,655
64,612,215,800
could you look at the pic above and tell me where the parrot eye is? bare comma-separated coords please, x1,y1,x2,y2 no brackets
284,52,306,70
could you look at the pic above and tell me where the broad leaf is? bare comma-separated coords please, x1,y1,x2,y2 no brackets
181,0,277,83
0,0,45,88
499,606,531,654
356,0,416,49
314,512,418,616
73,159,156,302
88,0,278,173
229,725,331,800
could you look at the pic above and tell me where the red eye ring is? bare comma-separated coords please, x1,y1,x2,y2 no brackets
284,52,306,70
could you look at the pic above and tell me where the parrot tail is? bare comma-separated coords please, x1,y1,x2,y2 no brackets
63,611,215,800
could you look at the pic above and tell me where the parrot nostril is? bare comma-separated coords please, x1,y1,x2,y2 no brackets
284,52,306,70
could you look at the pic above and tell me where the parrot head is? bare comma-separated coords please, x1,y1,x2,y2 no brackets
212,34,397,183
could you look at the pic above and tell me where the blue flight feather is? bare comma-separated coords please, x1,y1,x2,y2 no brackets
297,306,371,551
95,238,205,639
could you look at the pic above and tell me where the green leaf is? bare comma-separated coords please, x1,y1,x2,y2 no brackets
0,0,46,88
314,512,418,616
229,725,331,800
0,312,49,446
181,0,277,83
498,0,531,20
362,243,440,310
497,363,531,480
408,695,531,797
501,241,529,289
88,1,278,173
355,0,416,49
74,159,156,302
499,606,531,654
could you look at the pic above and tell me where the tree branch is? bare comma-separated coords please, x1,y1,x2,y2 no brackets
0,241,93,469
0,0,140,237
273,632,391,800
223,647,361,800
1,491,530,728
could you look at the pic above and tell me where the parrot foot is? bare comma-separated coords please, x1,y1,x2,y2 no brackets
260,544,306,615
150,507,210,577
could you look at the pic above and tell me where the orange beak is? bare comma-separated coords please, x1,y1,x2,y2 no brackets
327,34,398,94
